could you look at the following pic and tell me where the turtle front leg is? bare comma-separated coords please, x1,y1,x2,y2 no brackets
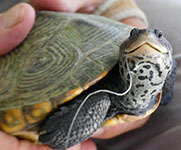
161,58,177,105
38,92,111,149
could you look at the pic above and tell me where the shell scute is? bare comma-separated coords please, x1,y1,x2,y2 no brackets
0,108,26,133
23,101,52,124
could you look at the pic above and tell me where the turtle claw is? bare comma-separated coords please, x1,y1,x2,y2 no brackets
39,130,47,136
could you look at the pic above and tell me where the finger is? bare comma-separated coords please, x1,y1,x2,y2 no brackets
67,144,81,150
67,139,97,150
121,17,148,29
0,131,52,150
30,0,102,12
77,6,97,14
77,0,103,13
30,0,78,12
80,140,97,150
0,3,35,55
92,117,149,139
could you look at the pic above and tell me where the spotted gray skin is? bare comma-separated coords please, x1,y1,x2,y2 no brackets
117,28,173,114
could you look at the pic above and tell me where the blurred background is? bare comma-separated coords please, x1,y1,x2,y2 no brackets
0,0,181,150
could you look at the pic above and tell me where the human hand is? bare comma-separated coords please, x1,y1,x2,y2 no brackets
0,1,148,150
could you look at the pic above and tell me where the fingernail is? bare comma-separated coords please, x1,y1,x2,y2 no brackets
85,6,96,13
92,128,104,137
0,4,25,28
67,144,81,150
77,145,81,150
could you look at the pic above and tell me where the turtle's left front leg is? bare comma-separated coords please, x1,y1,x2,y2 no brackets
38,92,111,149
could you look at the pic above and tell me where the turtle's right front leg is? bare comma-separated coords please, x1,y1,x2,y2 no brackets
38,92,111,149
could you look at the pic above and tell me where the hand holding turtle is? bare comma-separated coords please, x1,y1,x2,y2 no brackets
1,1,172,150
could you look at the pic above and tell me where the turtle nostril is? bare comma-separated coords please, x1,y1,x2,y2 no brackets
158,32,163,38
130,28,139,37
154,29,163,39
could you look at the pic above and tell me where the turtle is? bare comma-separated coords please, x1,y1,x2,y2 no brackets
0,11,177,149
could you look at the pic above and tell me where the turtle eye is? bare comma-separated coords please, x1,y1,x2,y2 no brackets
154,29,163,39
129,28,139,41
130,28,139,37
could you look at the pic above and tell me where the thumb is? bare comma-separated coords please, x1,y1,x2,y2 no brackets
0,3,35,55
0,131,52,150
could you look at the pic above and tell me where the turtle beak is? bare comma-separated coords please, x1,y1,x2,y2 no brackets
125,28,169,54
126,42,164,54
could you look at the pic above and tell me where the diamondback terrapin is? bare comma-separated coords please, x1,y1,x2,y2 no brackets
0,12,176,149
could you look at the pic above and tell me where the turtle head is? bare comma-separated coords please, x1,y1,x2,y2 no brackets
125,28,172,55
119,28,173,115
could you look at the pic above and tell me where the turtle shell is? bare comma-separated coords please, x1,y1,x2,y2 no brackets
0,12,132,134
